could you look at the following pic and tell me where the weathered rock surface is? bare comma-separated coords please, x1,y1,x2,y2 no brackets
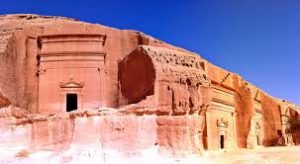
0,14,299,159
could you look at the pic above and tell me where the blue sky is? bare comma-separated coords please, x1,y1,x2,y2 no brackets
1,0,299,105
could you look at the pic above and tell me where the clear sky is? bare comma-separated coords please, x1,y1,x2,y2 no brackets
1,0,299,105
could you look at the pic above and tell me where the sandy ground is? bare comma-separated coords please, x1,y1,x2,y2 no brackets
201,146,300,164
0,146,299,164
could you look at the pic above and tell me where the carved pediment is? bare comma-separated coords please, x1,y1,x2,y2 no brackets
256,122,261,130
217,118,228,128
60,78,84,88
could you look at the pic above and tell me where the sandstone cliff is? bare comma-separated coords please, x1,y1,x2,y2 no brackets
0,14,299,159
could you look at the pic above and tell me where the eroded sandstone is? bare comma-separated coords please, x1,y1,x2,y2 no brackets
0,14,299,158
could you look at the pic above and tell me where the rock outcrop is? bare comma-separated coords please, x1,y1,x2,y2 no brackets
0,14,299,159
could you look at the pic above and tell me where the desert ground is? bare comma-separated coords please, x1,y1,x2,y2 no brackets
201,146,300,164
0,145,299,164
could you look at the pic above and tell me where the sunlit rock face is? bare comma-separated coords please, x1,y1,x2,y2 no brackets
0,14,299,159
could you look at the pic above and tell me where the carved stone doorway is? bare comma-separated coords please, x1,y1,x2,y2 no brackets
220,135,225,149
217,118,228,150
256,135,260,145
66,93,78,112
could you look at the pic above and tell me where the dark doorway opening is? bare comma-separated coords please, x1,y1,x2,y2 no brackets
66,93,78,112
220,135,225,149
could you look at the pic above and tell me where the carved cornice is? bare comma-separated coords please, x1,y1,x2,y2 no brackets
211,101,235,113
212,98,235,107
38,34,106,45
38,51,106,56
37,34,107,57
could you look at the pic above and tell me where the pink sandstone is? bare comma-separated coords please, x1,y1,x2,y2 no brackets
0,14,299,159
